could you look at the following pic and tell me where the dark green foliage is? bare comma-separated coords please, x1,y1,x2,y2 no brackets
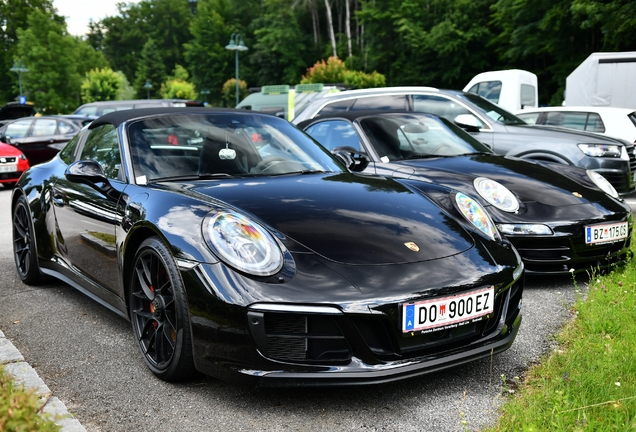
4,0,636,110
133,39,167,99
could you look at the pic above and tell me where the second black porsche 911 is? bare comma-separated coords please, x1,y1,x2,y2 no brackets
12,108,523,385
299,111,634,275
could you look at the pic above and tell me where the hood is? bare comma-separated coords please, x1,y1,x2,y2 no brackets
506,124,627,145
185,173,475,265
390,154,628,215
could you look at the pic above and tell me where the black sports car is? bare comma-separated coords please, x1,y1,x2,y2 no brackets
12,108,523,385
299,111,634,275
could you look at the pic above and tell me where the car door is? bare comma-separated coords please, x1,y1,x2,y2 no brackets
51,124,128,299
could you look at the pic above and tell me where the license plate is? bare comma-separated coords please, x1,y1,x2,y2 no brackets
0,165,17,173
585,221,628,244
402,286,495,334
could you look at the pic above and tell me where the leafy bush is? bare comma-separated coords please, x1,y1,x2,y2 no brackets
0,366,60,431
221,78,248,107
300,56,386,89
160,65,197,100
80,68,123,103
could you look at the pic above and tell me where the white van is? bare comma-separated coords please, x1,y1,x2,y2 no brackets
464,69,538,111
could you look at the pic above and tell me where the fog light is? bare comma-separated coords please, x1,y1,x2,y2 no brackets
497,224,553,235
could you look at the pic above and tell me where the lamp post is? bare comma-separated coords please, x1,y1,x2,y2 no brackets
10,61,28,99
143,80,153,99
225,33,248,107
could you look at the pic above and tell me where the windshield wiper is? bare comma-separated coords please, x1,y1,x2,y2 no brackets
155,173,234,182
266,169,329,177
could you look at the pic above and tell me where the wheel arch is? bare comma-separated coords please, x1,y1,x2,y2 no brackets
511,151,574,165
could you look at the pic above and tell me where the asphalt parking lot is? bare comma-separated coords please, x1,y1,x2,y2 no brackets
0,185,596,431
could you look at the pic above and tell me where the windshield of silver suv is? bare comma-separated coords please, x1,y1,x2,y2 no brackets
460,93,527,126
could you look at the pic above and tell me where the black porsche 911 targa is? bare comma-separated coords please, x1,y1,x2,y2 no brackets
12,108,523,385
299,111,634,275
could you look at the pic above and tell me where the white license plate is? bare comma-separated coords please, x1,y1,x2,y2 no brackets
0,165,17,173
402,286,495,333
585,221,628,244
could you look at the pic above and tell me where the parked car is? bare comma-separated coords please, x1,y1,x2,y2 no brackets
299,111,633,275
0,101,36,123
0,115,94,166
515,106,636,143
0,142,29,188
12,107,523,385
73,99,205,116
292,87,636,195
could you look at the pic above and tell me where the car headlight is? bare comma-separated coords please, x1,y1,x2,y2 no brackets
204,210,283,276
587,170,619,198
455,192,501,242
578,143,621,158
473,177,519,213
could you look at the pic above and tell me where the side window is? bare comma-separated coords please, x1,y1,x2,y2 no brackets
412,95,474,122
79,124,122,180
545,112,588,130
58,121,76,135
32,119,58,136
76,106,98,116
520,84,536,108
516,112,540,124
350,95,407,111
58,134,81,164
468,81,502,104
305,120,360,151
5,119,33,138
585,113,605,133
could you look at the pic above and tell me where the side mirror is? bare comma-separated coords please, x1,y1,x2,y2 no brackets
454,114,482,132
65,160,122,202
2,135,13,144
331,146,370,172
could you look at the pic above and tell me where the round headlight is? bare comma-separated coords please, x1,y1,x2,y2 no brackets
205,211,283,276
455,192,501,242
474,177,519,213
587,170,619,198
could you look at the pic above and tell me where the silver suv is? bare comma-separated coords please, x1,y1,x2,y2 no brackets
293,87,636,195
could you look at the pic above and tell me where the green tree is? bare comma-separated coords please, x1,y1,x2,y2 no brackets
160,65,197,99
184,0,234,106
16,9,82,112
250,0,307,85
0,0,58,102
133,39,166,99
81,68,123,103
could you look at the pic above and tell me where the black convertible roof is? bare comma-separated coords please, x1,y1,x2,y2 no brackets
89,107,252,129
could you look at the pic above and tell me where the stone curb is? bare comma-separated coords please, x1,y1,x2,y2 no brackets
0,329,86,432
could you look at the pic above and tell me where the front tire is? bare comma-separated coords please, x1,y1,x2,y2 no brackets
13,195,44,285
129,237,196,381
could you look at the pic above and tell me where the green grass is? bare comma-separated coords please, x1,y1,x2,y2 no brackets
489,238,636,431
0,365,60,432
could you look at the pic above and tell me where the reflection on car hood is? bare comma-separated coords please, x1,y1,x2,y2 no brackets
187,173,475,265
508,124,627,144
393,154,626,211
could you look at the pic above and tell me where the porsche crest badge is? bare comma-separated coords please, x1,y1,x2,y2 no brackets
404,242,420,252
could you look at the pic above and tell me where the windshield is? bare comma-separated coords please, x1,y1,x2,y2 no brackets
460,93,527,125
127,113,342,182
358,113,493,161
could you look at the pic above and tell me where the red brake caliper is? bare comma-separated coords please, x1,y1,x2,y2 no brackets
148,285,158,330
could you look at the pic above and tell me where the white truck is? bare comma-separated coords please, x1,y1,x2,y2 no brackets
565,51,636,109
463,69,538,112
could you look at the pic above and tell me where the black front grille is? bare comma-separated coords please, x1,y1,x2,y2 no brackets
0,157,17,163
0,170,22,180
249,312,351,363
510,228,632,274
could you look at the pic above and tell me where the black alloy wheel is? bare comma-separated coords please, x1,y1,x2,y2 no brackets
129,237,195,381
13,195,43,285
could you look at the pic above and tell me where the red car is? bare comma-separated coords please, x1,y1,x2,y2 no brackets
0,142,29,188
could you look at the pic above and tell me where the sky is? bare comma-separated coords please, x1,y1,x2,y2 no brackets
53,0,141,36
